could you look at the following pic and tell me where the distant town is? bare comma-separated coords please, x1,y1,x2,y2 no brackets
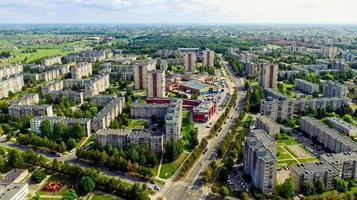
0,24,356,200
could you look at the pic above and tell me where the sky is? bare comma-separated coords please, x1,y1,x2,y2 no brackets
1,0,357,24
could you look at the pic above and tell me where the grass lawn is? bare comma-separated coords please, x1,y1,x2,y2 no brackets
127,119,148,129
278,159,298,167
92,194,117,200
181,111,194,138
133,89,148,97
277,147,293,160
244,115,253,127
308,186,357,199
159,152,189,179
151,165,159,177
276,137,299,146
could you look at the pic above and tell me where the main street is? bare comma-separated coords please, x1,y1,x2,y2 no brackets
160,55,246,200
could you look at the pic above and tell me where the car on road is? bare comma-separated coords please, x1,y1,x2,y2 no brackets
55,153,63,157
154,186,160,191
200,161,204,165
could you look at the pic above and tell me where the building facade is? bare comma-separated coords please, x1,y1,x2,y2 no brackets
295,79,319,95
184,52,196,73
323,81,348,98
71,62,93,79
258,62,278,88
203,49,214,68
147,70,166,98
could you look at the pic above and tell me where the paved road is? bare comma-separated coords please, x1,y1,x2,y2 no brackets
160,55,246,200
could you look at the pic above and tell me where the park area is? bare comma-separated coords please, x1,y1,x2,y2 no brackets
159,152,189,179
276,134,319,168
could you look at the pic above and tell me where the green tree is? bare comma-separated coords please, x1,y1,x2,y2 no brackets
279,177,295,198
62,189,77,200
68,123,84,140
66,138,77,150
333,177,348,193
314,178,326,194
40,120,52,137
220,186,229,197
164,139,183,162
188,129,199,149
77,176,96,194
241,192,250,200
7,149,24,168
31,170,46,183
302,181,315,196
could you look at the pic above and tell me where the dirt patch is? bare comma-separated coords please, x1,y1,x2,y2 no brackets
287,145,310,158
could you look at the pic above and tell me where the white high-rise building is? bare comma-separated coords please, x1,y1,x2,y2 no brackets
258,62,278,89
203,49,214,68
148,70,165,98
184,52,196,73
133,60,156,89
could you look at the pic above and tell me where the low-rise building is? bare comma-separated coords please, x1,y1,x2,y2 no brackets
299,116,357,153
320,152,357,179
327,117,357,137
255,115,280,136
290,162,340,192
264,88,287,100
193,101,217,122
295,79,319,95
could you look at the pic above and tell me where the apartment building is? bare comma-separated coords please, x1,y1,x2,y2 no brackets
0,169,29,200
203,49,214,68
290,162,340,192
41,56,62,66
327,117,357,137
261,97,351,121
147,70,166,98
128,127,163,152
71,62,93,79
133,60,156,89
30,116,91,136
299,116,357,153
258,62,278,88
130,103,168,119
91,97,125,131
96,129,131,149
243,129,277,193
320,152,357,179
184,52,196,73
84,73,110,97
99,63,134,81
244,62,258,76
41,81,64,95
295,79,319,95
323,81,348,98
264,88,287,100
65,50,106,63
165,99,182,141
9,93,53,118
255,115,280,136
0,74,24,99
63,79,84,89
49,90,84,104
90,95,117,106
0,64,23,79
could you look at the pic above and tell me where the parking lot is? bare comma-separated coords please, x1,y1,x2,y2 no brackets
227,165,250,195
293,131,327,157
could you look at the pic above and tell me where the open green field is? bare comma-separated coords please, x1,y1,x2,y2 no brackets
181,111,195,151
92,194,117,200
0,36,89,67
159,152,188,179
276,135,319,168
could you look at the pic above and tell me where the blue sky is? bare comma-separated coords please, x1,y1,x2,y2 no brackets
1,0,357,24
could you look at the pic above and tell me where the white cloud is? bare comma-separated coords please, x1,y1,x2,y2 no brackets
0,0,357,23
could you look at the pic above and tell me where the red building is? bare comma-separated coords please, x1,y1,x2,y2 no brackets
193,101,217,122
